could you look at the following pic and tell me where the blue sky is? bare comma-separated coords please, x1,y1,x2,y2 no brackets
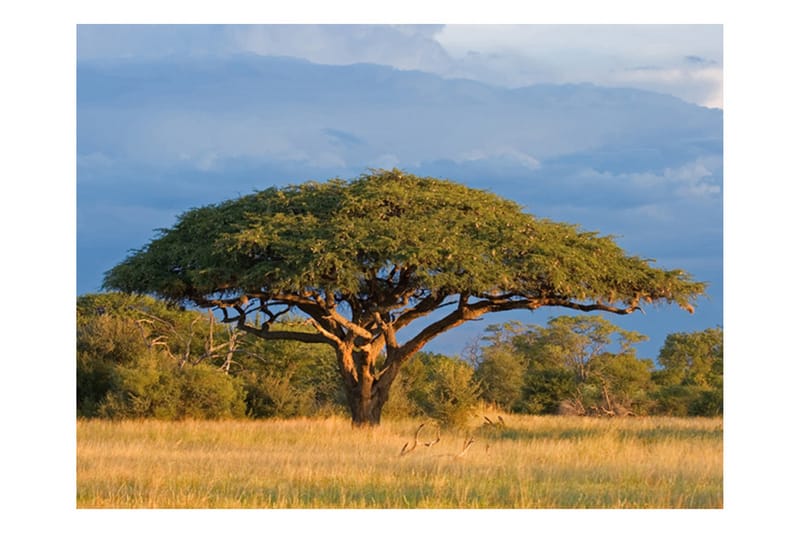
76,23,724,361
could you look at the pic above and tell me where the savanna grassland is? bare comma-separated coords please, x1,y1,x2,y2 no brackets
76,415,722,509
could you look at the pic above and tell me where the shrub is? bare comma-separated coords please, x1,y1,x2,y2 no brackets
474,348,526,411
177,364,247,419
79,292,247,420
405,353,481,428
97,353,247,420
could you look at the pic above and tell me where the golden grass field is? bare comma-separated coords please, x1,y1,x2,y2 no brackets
76,414,722,509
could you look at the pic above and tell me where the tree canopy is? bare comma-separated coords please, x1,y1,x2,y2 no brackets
104,169,706,425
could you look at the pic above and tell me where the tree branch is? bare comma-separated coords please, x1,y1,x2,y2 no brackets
387,294,642,368
466,295,642,316
393,292,449,330
237,322,339,347
391,304,470,365
546,299,642,315
322,307,374,340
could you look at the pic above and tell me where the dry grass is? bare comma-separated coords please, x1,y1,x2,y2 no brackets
76,415,722,509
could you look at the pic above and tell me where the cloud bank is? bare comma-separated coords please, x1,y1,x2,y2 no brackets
78,24,722,108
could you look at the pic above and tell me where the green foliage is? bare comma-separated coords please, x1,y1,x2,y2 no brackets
475,316,651,414
78,293,352,420
652,328,723,416
387,353,480,427
100,170,708,425
472,319,723,417
585,352,654,415
519,367,575,414
235,330,346,418
96,351,180,419
473,324,527,410
177,364,248,419
104,169,705,336
655,328,723,387
380,357,428,420
96,354,247,420
474,348,526,411
78,293,247,419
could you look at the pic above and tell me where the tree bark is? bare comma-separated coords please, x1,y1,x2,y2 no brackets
347,377,390,427
341,346,398,427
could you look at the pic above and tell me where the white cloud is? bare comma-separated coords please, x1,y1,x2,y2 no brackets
614,62,723,109
457,147,541,169
78,24,723,108
433,25,723,108
611,156,722,201
434,25,721,64
230,24,452,73
664,157,722,198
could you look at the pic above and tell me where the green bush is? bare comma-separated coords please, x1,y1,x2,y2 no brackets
519,367,574,414
381,356,428,420
689,387,723,416
78,293,247,420
240,371,317,418
178,364,247,419
96,352,181,419
474,348,525,411
96,353,247,420
235,334,347,418
651,328,723,416
405,353,481,428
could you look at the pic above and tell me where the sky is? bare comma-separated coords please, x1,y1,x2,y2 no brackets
77,24,723,108
7,2,800,530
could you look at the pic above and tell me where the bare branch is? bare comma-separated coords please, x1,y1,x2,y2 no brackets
392,292,449,330
456,436,475,458
399,423,426,457
392,304,470,365
237,322,339,347
322,307,374,340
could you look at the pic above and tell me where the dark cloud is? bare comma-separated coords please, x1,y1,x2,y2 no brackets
684,55,718,66
322,128,366,147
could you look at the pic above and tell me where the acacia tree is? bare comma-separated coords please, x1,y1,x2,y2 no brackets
103,169,705,426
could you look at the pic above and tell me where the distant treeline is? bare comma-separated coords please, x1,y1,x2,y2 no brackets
77,293,722,425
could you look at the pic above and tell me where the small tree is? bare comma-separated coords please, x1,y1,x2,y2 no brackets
485,316,650,415
474,324,527,411
652,327,723,416
103,170,705,426
587,352,654,415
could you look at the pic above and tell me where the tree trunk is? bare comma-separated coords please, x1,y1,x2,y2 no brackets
348,389,383,426
346,371,397,426
339,347,400,427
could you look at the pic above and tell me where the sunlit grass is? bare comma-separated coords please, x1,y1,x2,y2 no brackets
76,415,722,508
